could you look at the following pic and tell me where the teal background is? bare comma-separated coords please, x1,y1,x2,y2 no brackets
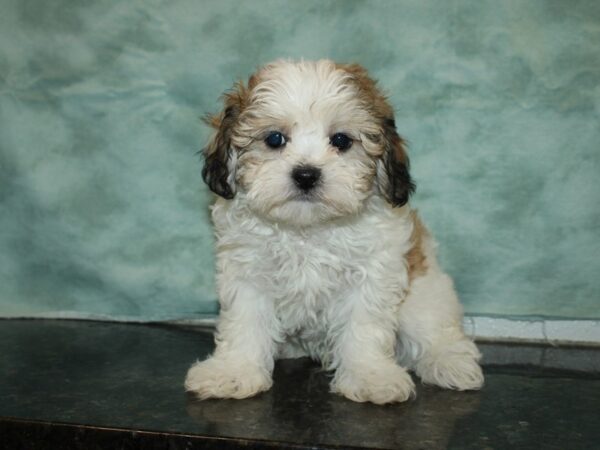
0,0,598,320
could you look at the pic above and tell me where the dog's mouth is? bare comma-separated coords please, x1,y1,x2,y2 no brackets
292,191,319,202
289,184,326,203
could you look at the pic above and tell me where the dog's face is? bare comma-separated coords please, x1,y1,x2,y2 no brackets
202,60,415,226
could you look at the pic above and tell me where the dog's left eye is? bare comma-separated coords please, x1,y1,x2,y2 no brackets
265,131,286,149
330,133,353,151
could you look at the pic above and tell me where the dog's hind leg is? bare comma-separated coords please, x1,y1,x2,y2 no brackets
397,268,484,391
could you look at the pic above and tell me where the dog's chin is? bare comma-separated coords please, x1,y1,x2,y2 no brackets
252,196,361,228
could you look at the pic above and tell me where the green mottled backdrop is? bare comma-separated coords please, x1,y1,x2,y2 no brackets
1,0,598,320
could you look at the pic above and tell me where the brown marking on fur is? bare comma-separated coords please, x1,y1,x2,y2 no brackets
247,73,260,90
407,210,429,280
336,63,394,121
203,81,252,132
337,63,415,206
383,121,410,167
336,63,407,161
202,80,254,198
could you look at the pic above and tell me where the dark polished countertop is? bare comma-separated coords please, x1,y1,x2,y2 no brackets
1,319,599,449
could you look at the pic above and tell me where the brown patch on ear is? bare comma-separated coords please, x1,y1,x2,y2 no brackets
337,63,415,206
247,73,260,90
407,210,429,280
337,63,394,120
381,119,416,206
201,81,251,199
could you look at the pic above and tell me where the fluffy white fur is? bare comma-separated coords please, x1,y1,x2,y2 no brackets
185,60,483,404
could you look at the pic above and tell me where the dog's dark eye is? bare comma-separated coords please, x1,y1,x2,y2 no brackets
265,131,286,149
330,133,353,151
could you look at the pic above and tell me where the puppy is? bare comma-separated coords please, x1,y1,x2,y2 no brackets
185,60,483,404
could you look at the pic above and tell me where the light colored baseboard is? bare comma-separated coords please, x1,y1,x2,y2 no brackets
171,315,600,346
464,316,600,346
3,312,600,346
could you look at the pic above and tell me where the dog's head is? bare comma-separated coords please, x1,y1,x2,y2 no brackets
202,60,415,226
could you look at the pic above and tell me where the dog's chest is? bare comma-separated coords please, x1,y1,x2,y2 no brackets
262,229,361,305
239,224,372,334
213,199,412,337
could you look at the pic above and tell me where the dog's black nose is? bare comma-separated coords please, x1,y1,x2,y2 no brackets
292,166,321,191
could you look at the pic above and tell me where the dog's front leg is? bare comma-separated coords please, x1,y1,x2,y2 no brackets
185,281,279,399
330,290,415,404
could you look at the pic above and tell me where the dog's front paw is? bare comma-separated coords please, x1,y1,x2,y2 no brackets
331,363,416,404
185,357,272,399
416,339,484,391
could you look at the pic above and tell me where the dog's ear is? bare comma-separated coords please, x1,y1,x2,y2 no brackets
201,84,248,199
377,118,416,207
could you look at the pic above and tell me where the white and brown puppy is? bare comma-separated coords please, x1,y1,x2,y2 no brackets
185,60,483,404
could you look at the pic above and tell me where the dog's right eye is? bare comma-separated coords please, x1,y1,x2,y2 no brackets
330,133,353,151
265,132,286,149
